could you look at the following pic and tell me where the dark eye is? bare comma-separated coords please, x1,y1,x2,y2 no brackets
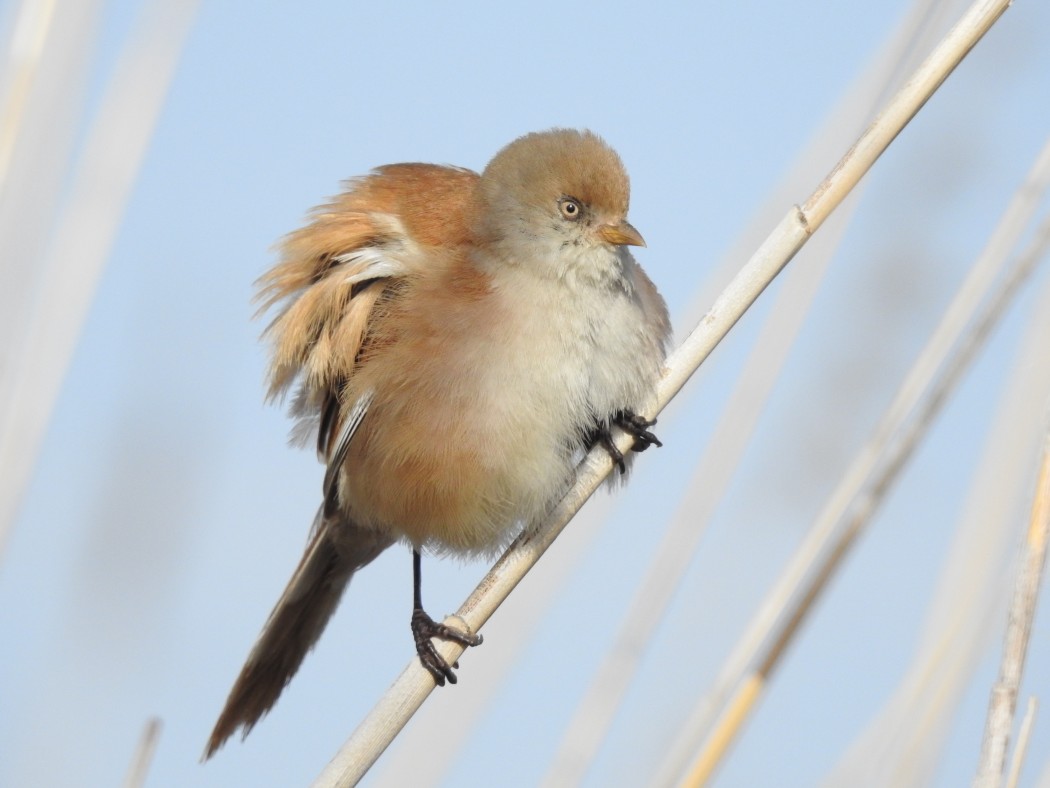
558,198,582,221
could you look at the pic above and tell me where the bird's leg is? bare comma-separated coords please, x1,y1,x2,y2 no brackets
410,549,482,686
583,426,621,474
587,410,662,475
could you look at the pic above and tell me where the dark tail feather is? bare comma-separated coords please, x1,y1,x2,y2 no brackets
204,514,392,758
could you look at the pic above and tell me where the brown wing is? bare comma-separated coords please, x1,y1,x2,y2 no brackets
207,165,480,757
255,163,480,456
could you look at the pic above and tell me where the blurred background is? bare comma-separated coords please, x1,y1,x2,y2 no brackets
1,1,1049,786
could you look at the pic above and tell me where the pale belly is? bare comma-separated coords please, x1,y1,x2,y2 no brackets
337,268,665,555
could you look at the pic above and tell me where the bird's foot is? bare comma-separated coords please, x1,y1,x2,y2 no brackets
411,608,483,686
614,410,662,451
590,410,662,474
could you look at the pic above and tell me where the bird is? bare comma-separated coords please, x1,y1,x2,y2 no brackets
205,128,671,758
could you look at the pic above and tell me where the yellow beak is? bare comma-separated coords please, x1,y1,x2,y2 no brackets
597,220,646,248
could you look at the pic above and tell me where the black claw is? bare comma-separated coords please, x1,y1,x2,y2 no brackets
587,410,662,471
411,549,482,685
614,410,662,452
411,607,482,686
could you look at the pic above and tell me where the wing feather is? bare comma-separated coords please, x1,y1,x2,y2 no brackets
322,389,374,518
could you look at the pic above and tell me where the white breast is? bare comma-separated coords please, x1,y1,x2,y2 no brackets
463,247,667,527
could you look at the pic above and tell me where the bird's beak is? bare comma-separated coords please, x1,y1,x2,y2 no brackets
597,220,646,248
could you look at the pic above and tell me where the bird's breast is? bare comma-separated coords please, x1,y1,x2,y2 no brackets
340,257,665,555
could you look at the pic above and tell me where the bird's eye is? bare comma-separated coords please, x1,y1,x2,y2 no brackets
558,198,583,221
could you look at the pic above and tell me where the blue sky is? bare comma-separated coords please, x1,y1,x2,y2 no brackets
3,1,1050,786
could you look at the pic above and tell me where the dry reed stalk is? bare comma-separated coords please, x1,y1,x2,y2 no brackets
671,190,1050,788
1004,698,1038,788
312,0,1013,785
539,2,956,782
0,0,200,557
122,718,162,788
974,431,1050,786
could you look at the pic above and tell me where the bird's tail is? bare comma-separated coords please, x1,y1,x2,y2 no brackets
204,512,392,758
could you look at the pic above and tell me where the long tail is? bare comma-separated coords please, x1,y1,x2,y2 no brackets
205,513,392,758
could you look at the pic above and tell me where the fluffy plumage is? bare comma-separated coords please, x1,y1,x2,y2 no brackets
205,128,670,757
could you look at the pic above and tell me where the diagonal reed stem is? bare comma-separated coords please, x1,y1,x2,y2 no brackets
312,0,1013,784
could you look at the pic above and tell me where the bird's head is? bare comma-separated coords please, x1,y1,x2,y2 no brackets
474,129,644,282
